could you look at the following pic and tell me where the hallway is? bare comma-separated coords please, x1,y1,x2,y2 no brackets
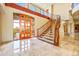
61,35,79,55
0,37,79,56
0,3,79,56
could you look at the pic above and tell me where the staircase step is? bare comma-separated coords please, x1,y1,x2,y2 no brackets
38,28,55,45
45,35,54,38
44,36,54,41
46,33,53,35
38,37,54,45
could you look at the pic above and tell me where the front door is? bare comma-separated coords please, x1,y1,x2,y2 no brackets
19,14,32,39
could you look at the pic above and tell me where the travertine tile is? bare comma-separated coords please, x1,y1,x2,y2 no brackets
0,37,79,56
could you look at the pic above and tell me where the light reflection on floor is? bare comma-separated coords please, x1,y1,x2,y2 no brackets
13,39,31,54
0,37,79,56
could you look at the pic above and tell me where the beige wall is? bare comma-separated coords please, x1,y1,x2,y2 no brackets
9,6,49,36
0,3,49,43
53,3,71,20
52,3,75,40
74,21,79,24
0,11,2,44
0,4,13,43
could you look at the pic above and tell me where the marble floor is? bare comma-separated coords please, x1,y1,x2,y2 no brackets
61,35,79,55
0,37,79,56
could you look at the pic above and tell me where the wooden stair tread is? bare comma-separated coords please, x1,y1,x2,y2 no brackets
38,37,54,45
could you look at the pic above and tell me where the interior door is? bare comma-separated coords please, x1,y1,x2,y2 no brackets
19,14,32,39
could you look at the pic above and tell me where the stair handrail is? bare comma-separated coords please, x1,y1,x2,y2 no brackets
37,20,51,37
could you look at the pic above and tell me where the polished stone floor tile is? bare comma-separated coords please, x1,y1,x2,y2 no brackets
0,37,79,56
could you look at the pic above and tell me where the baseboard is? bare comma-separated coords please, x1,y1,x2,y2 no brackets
0,40,13,46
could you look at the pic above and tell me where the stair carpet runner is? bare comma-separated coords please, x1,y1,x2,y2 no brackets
38,29,54,44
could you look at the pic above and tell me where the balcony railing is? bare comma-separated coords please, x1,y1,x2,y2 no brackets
16,3,49,17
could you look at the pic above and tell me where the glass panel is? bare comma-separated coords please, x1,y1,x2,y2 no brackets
29,4,36,11
25,34,27,37
27,27,31,32
21,20,24,23
28,34,30,37
13,22,20,28
35,7,41,13
21,27,24,31
25,3,29,8
41,10,44,15
44,12,48,16
21,34,24,37
27,19,30,22
21,23,24,26
16,3,26,7
28,22,30,26
25,23,28,26
14,20,20,23
28,29,31,32
25,18,30,22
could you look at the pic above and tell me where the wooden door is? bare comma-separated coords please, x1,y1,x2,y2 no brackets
19,14,32,39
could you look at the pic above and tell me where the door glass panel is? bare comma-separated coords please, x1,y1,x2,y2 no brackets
14,20,20,23
28,34,30,37
25,23,28,26
21,34,24,37
21,23,24,26
20,14,32,39
21,27,24,31
25,34,27,37
28,23,30,26
21,20,24,22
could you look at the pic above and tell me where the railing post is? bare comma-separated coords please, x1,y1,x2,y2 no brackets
54,15,60,46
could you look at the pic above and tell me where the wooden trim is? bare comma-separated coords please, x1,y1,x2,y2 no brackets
0,40,13,46
5,3,51,20
13,13,34,19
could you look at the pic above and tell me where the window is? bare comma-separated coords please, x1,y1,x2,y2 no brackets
13,20,20,28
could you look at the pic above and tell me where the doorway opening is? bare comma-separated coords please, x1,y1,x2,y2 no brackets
13,13,35,40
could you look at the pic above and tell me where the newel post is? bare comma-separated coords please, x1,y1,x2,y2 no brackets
54,15,61,46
